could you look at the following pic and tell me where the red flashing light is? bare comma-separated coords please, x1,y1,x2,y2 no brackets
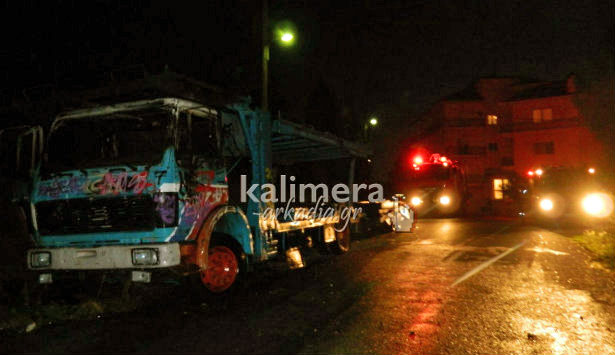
527,170,534,176
413,156,423,165
440,156,447,162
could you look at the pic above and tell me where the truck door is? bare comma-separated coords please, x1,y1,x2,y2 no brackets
0,125,43,201
0,125,43,270
176,109,226,192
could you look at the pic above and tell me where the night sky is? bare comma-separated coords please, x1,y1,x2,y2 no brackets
1,0,613,138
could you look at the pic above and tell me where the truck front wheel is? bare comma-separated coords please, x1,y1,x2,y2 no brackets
200,238,245,293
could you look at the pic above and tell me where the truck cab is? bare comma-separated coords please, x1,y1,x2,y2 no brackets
28,99,237,286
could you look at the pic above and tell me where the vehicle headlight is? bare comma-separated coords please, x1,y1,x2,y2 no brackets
539,198,554,211
439,195,451,206
381,200,395,209
410,196,422,206
31,252,51,268
132,248,159,266
582,193,614,218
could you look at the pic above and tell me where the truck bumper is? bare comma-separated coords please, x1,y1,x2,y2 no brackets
27,243,181,271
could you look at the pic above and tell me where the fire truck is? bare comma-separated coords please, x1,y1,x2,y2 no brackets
392,152,467,217
524,166,614,221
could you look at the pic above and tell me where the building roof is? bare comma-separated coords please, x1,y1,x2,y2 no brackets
443,76,571,102
443,85,483,101
508,80,569,100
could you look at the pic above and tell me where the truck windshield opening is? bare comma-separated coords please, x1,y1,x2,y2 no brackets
408,164,451,183
44,110,173,173
536,168,598,191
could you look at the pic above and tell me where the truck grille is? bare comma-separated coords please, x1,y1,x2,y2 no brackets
36,195,155,235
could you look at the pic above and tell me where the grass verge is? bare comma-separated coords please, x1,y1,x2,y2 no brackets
0,296,140,333
572,230,615,269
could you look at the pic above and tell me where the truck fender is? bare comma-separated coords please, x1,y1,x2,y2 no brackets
195,205,253,270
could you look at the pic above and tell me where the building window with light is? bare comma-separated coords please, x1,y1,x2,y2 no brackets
486,114,498,125
532,108,552,123
493,178,510,200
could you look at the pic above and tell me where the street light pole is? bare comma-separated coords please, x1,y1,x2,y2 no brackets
261,0,295,112
261,0,270,112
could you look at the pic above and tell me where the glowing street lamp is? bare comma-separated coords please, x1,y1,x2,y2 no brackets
261,0,296,111
363,116,379,141
280,32,294,44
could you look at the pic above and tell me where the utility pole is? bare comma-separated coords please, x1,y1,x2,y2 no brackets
261,0,269,112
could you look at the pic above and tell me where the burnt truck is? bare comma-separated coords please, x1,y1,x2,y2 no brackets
392,153,467,217
17,98,370,293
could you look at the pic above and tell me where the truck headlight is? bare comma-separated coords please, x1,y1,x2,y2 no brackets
132,248,159,266
539,198,554,211
410,196,422,206
582,193,613,218
439,195,451,206
31,252,51,268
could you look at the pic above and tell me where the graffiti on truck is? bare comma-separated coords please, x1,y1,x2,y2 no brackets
37,166,230,242
154,193,178,225
167,168,228,242
89,171,153,195
37,176,86,197
38,171,154,197
182,184,229,233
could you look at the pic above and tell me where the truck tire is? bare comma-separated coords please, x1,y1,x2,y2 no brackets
330,227,351,254
199,235,246,294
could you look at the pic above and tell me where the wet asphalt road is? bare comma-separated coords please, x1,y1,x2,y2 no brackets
3,218,615,354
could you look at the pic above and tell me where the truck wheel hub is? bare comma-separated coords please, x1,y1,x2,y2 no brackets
201,246,239,292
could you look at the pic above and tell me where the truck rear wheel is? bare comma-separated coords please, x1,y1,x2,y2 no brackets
199,237,245,293
331,227,351,254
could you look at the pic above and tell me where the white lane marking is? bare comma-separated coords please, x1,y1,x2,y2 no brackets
527,247,569,256
451,240,527,287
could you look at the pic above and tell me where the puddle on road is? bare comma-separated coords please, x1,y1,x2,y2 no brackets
435,235,615,355
508,264,615,354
